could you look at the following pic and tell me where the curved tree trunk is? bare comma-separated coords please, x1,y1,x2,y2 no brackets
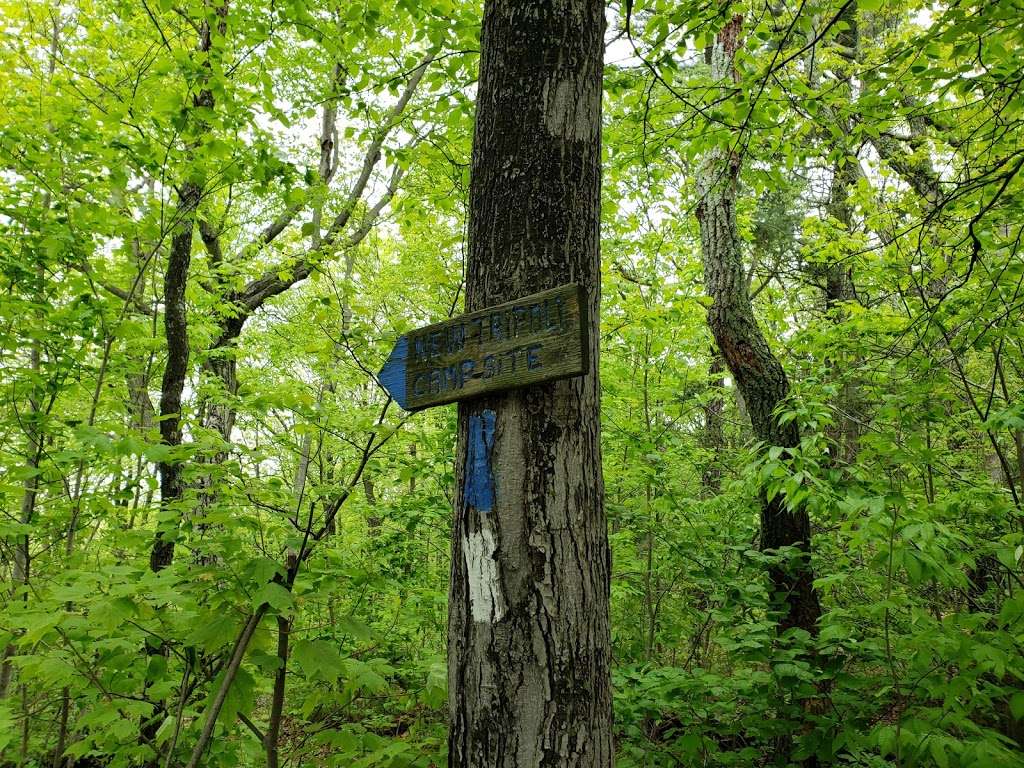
447,1,612,766
694,15,821,637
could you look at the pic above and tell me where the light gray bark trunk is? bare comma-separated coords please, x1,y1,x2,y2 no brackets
447,1,612,766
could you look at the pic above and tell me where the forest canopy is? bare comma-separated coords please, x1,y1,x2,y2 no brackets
1,0,1023,766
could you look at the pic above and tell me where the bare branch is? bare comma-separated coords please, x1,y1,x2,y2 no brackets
70,262,155,316
322,55,430,242
242,54,430,256
213,55,432,347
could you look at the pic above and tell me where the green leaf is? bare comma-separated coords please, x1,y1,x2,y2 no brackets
253,582,294,613
1010,693,1024,721
187,614,239,651
0,704,15,754
876,726,896,756
997,546,1021,570
293,639,345,683
337,615,373,642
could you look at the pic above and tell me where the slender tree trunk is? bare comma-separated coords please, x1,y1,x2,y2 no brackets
140,176,198,765
2,14,58,692
447,1,612,766
408,443,417,493
263,415,319,768
820,2,861,465
183,607,267,768
148,0,226,571
363,476,380,533
142,9,225,764
694,15,822,637
148,180,199,572
823,150,861,466
264,613,290,768
823,153,857,315
0,319,41,702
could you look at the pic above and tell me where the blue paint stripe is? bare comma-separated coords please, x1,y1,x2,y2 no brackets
465,409,496,512
378,335,408,410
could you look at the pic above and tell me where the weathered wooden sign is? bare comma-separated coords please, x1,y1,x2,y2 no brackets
379,283,588,411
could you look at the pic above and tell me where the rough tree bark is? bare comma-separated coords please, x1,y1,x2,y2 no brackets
694,15,822,636
821,148,864,467
447,1,612,766
148,181,199,572
141,9,225,765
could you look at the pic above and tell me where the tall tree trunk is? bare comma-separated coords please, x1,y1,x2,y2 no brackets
142,8,224,764
263,605,291,768
820,2,861,465
694,15,822,636
148,0,226,571
447,1,611,766
148,180,198,572
2,18,60,703
822,149,863,466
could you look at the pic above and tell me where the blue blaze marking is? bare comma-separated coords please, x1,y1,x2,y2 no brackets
465,409,496,512
378,335,408,410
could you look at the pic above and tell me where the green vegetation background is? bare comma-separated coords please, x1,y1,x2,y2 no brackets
1,0,1022,765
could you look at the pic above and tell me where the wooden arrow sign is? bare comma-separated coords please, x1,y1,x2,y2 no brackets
379,283,588,411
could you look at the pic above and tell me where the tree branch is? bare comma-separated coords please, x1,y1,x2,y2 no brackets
213,55,432,348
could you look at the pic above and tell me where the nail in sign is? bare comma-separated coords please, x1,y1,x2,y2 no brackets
379,283,589,411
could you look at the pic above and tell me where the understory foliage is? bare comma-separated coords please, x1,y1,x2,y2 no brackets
1,0,1023,766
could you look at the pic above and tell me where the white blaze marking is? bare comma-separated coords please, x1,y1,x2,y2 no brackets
464,522,504,623
542,75,598,141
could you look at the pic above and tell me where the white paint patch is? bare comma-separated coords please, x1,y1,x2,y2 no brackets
542,75,597,141
464,523,504,623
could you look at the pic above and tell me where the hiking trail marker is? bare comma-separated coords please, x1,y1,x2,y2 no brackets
379,283,588,411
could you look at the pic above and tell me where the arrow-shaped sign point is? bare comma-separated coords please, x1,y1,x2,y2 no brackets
378,334,409,411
